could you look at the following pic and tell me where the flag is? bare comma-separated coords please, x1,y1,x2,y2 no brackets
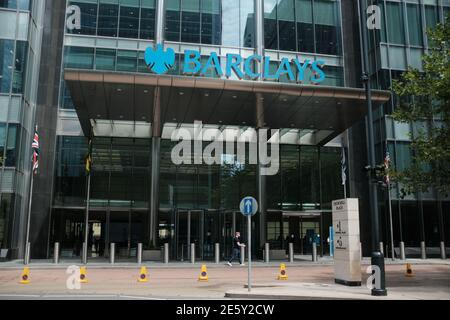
384,147,391,185
341,148,346,186
85,138,92,175
32,127,39,175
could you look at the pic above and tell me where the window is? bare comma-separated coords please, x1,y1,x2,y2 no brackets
181,0,200,43
314,0,339,54
64,46,94,69
264,0,278,50
119,0,139,38
68,0,98,36
98,0,119,37
407,4,423,46
5,124,18,167
165,0,181,41
201,0,221,45
95,48,116,71
296,0,314,53
278,0,296,51
12,40,28,94
386,1,405,45
116,50,137,72
0,39,14,93
140,0,155,39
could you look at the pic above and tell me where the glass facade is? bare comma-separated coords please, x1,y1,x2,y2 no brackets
368,0,450,254
0,0,42,254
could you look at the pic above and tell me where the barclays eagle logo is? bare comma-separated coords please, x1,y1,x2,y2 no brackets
144,44,175,75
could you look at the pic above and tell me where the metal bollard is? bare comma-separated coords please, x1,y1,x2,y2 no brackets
24,242,31,265
379,242,384,255
400,241,406,260
54,242,60,264
181,245,184,262
191,243,195,264
164,243,169,264
137,243,142,264
82,242,87,264
420,241,426,259
110,243,115,264
289,243,294,263
240,245,245,265
312,242,318,262
440,241,446,260
215,243,220,264
264,243,270,263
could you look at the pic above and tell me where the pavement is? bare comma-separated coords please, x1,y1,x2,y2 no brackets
0,258,449,300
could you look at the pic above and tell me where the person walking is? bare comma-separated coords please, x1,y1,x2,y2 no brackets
227,232,246,266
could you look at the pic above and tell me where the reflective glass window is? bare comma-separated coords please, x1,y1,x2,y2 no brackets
181,0,200,43
119,0,139,38
67,0,98,35
386,1,405,45
296,0,314,53
407,4,423,46
64,46,94,69
5,123,18,167
278,0,296,51
165,0,181,41
201,0,221,45
12,40,28,94
98,0,119,37
0,124,5,166
95,48,116,70
116,50,137,72
0,0,17,9
0,39,14,93
264,0,278,50
140,0,155,39
314,0,339,54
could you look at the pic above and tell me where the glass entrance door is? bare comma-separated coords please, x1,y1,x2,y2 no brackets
176,210,204,261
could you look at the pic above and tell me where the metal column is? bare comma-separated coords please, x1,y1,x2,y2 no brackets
149,0,165,248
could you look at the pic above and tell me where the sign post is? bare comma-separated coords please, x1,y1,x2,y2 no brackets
240,196,258,292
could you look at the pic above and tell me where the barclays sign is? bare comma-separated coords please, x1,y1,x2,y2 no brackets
145,44,326,84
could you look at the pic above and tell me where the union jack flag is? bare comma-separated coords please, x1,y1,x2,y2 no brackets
32,127,39,175
384,147,390,185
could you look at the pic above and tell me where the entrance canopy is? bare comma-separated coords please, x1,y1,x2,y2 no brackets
64,69,391,146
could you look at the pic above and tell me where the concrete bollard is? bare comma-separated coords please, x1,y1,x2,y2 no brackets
191,243,195,264
53,242,60,264
379,242,384,255
215,243,220,264
420,241,426,260
240,245,245,265
137,243,143,264
312,242,318,262
264,243,270,263
164,243,169,264
400,241,406,260
110,243,115,264
440,241,446,260
289,243,294,263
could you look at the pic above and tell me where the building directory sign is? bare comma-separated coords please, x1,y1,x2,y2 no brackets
145,44,326,83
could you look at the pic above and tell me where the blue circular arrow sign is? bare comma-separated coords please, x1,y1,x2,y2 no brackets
240,197,258,217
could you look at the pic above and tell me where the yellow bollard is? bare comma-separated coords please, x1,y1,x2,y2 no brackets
198,265,209,282
405,263,414,277
19,267,30,284
79,266,88,283
277,263,288,280
138,266,149,283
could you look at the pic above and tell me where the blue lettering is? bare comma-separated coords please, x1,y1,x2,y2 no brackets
275,58,295,81
201,52,223,76
183,50,202,74
263,56,277,80
293,58,310,82
244,55,262,79
226,54,244,79
311,60,326,83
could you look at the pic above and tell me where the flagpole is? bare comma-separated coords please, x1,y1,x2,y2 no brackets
24,125,38,265
83,173,91,265
387,182,395,260
23,171,34,265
